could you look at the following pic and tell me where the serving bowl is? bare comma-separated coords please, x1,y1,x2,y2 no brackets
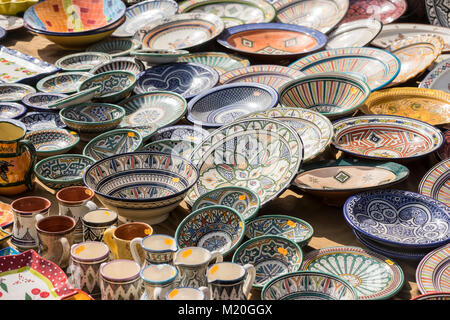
147,125,210,145
132,49,189,64
89,57,145,76
141,139,196,159
20,111,66,131
0,0,37,16
418,159,450,207
86,39,141,58
0,102,26,119
178,52,250,75
55,52,112,72
0,83,36,102
25,128,80,157
36,72,93,94
78,71,136,103
21,92,68,111
416,243,450,294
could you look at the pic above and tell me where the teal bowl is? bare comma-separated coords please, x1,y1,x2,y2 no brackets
25,128,80,157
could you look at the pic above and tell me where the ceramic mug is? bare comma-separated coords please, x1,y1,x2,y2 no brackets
207,262,256,300
173,247,223,288
35,215,76,269
130,234,178,266
100,259,142,300
164,287,210,300
69,241,110,300
10,196,51,251
82,208,118,242
103,222,153,260
140,263,178,300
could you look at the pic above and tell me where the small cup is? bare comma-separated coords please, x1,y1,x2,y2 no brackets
100,259,142,300
140,263,178,300
130,234,178,266
82,209,118,242
165,287,210,300
207,262,256,300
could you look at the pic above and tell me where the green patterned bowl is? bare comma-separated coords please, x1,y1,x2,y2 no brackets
86,39,141,57
36,72,93,94
55,52,112,72
131,49,189,64
141,139,196,159
25,128,80,157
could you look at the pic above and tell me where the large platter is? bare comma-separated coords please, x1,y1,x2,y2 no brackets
326,18,383,49
419,58,450,93
418,159,450,206
426,0,450,28
341,0,407,24
416,243,450,294
177,52,250,75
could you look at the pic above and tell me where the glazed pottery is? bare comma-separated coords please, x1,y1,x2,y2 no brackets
56,186,98,243
0,227,11,245
341,0,407,24
0,119,36,195
81,209,118,242
186,83,278,127
164,287,210,300
99,259,142,300
426,0,450,27
245,215,314,247
130,234,178,266
0,83,36,102
140,263,178,300
0,102,26,119
147,125,210,145
232,235,303,289
178,52,250,75
0,246,19,256
261,270,358,300
332,115,444,161
412,292,450,300
89,57,145,76
207,262,256,300
25,128,80,158
134,63,219,99
36,72,92,94
20,112,65,131
418,159,450,206
141,139,197,159
55,52,112,72
132,49,189,64
10,196,50,250
35,215,76,269
78,71,136,103
21,92,68,111
416,243,450,294
326,19,383,49
192,186,260,222
43,86,102,111
68,241,110,299
86,39,141,58
0,14,24,31
103,222,153,260
419,58,450,92
438,130,450,160
0,201,13,228
175,205,246,256
173,247,223,288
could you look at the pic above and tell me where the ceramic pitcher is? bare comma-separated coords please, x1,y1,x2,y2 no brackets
173,247,223,288
0,119,36,196
140,263,178,300
100,259,143,300
207,262,256,300
130,234,178,266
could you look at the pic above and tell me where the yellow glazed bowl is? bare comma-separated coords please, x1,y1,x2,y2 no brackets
0,0,38,16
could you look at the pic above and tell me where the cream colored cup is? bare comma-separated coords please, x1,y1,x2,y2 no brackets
100,259,142,300
164,287,210,300
140,263,178,300
130,234,178,266
207,262,256,300
82,209,118,242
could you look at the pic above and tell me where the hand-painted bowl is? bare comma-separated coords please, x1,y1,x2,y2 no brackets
0,102,26,119
86,39,141,57
78,71,136,103
411,292,450,300
177,52,250,75
55,52,112,72
191,186,260,222
261,271,358,300
83,151,200,225
132,49,189,64
36,72,93,94
0,0,37,16
232,235,303,289
21,92,68,111
0,83,36,102
175,205,245,256
83,128,143,161
25,128,80,157
59,103,125,134
20,111,66,131
141,139,196,159
89,57,145,76
34,154,95,190
279,72,371,119
147,125,210,145
186,83,279,127
42,86,102,111
245,215,314,247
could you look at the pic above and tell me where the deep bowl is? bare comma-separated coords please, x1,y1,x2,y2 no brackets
25,128,80,157
19,111,66,131
86,39,141,57
89,57,145,76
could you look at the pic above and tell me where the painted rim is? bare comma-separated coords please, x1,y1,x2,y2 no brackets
140,263,178,285
418,159,450,205
416,243,450,294
60,103,126,127
78,70,136,100
36,72,93,94
0,83,36,102
25,128,80,155
55,52,112,72
0,102,27,119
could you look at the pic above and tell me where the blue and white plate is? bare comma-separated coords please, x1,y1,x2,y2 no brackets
0,102,26,119
21,92,68,111
20,112,66,131
0,83,36,102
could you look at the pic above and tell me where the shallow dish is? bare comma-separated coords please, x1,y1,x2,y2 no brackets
341,0,407,24
34,154,95,190
132,49,189,64
141,139,196,159
134,63,218,99
245,215,313,247
326,18,382,49
192,186,260,222
0,102,26,119
416,243,450,294
147,125,210,145
89,57,145,76
55,52,112,72
418,159,450,206
178,52,250,75
175,205,245,256
86,39,141,58
25,128,80,157
0,83,36,102
78,71,136,103
21,92,68,111
0,14,24,31
426,0,450,27
233,235,303,289
20,112,66,131
419,58,450,93
36,72,92,94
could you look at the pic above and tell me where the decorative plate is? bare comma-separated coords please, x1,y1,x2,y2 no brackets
359,88,450,127
438,130,450,161
326,18,383,49
185,118,304,207
134,63,219,99
21,92,68,111
344,189,450,248
301,246,404,300
341,0,407,24
192,186,260,221
419,58,450,92
411,292,450,300
426,0,450,27
89,57,145,76
289,47,401,91
0,14,24,31
0,83,36,102
244,107,333,162
0,249,77,300
217,23,327,59
0,201,13,228
20,112,66,131
0,102,26,119
36,72,92,94
418,159,450,206
261,271,358,300
178,0,276,28
83,128,143,161
186,83,279,128
112,0,179,38
174,205,245,256
25,128,80,157
177,52,250,75
0,46,59,84
274,0,349,34
332,115,444,161
55,52,112,72
0,247,19,256
141,139,196,159
429,53,450,71
416,243,450,294
147,125,210,145
86,39,141,58
232,235,303,289
131,49,189,64
134,13,224,51
245,214,313,247
78,71,136,103
219,64,305,90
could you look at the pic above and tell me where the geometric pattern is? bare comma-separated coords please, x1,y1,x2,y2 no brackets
334,171,351,183
83,130,142,161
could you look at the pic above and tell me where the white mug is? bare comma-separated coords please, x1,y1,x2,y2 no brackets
140,263,178,300
207,262,256,300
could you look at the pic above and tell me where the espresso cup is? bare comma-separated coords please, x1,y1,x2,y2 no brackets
165,287,210,300
207,262,256,300
82,209,118,242
140,263,178,300
130,234,178,266
100,259,142,300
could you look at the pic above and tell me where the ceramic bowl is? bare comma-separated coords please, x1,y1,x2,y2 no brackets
232,235,303,289
245,215,314,247
25,128,80,157
186,83,278,127
0,102,26,119
60,103,125,134
418,159,450,206
178,52,250,75
20,111,66,131
279,72,371,119
261,271,358,300
89,57,145,77
416,242,450,294
132,49,189,64
83,128,143,161
78,71,136,103
134,62,219,99
0,83,36,102
36,72,93,94
191,186,260,222
326,18,383,49
175,205,245,256
83,151,200,225
34,154,95,190
0,0,37,16
42,86,102,111
21,92,68,111
344,189,450,249
141,139,196,159
55,52,112,72
86,39,141,58
147,125,210,145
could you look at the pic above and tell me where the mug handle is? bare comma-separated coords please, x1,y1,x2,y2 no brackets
199,286,210,300
209,250,223,264
130,237,143,266
58,237,70,267
86,201,98,211
18,139,36,191
242,264,256,300
153,287,162,300
35,213,45,223
103,227,118,259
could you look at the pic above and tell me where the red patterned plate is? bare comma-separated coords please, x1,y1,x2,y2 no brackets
341,0,407,24
0,201,13,228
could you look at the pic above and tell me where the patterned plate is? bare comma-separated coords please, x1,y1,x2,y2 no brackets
416,243,450,294
419,159,450,206
0,102,26,119
146,125,210,145
0,83,36,102
341,0,407,24
0,14,24,31
0,201,13,228
25,128,80,157
55,52,112,72
419,58,450,93
326,18,382,49
411,292,450,300
86,39,141,58
20,112,66,131
426,0,450,27
177,52,250,75
21,92,68,111
0,247,19,256
36,72,92,94
89,57,145,76
301,246,404,300
141,139,196,159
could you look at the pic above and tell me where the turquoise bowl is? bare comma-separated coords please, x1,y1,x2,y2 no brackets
86,39,141,57
36,72,93,94
25,128,80,157
55,52,112,72
89,57,145,76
